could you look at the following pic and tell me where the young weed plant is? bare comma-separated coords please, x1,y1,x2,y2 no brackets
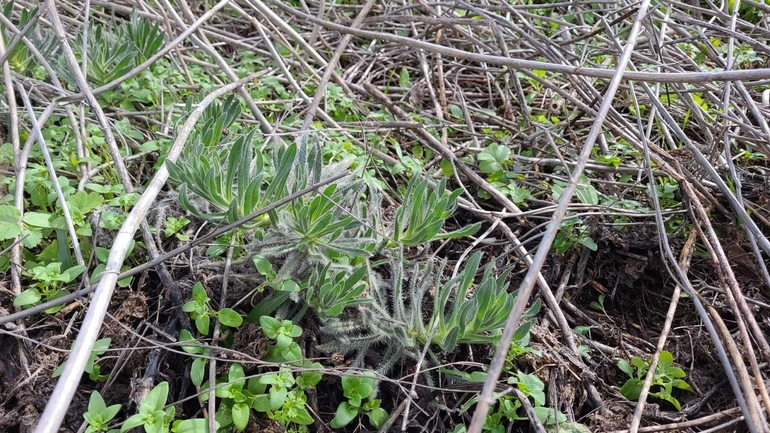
318,251,541,375
617,350,694,410
330,371,388,430
390,176,480,246
53,337,111,382
120,382,210,433
13,262,87,313
83,391,121,433
444,321,571,432
201,319,322,432
182,281,243,335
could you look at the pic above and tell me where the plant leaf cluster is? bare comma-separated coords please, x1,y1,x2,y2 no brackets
330,372,388,429
617,350,694,410
198,324,322,432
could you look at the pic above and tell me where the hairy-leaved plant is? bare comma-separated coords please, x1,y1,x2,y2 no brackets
167,96,294,227
390,176,480,246
318,251,540,374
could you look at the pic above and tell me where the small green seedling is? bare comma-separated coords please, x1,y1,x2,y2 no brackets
589,294,611,320
617,350,694,410
164,216,191,241
390,176,480,247
260,316,303,363
456,371,566,431
83,391,121,433
119,381,211,433
506,321,542,361
477,142,512,174
203,362,319,431
330,371,388,429
178,329,210,387
254,368,315,427
215,363,255,431
121,382,174,433
14,262,87,313
54,337,111,381
552,218,597,254
182,282,243,335
306,264,371,318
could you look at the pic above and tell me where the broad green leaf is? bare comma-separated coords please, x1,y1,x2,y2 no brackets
247,378,267,395
297,363,323,387
671,379,694,392
182,301,197,313
368,407,388,428
83,412,103,427
145,409,166,433
342,373,375,402
276,334,292,351
546,422,593,433
141,382,169,413
665,366,686,378
192,282,209,303
575,178,599,205
449,104,463,119
22,212,54,227
231,402,250,431
440,158,454,176
631,357,648,374
13,289,41,306
173,418,213,433
102,403,122,422
281,343,302,362
120,414,145,432
68,191,104,214
0,205,22,240
469,371,488,382
288,324,302,338
195,314,210,335
229,363,245,384
178,329,204,354
259,316,281,338
60,264,88,283
330,402,358,429
268,386,287,410
655,392,682,410
477,143,511,174
506,184,531,204
292,406,314,425
252,256,272,275
619,378,643,401
20,227,43,248
93,338,112,355
279,279,300,292
191,358,206,387
88,391,108,413
658,351,674,369
251,394,272,412
579,236,598,251
515,373,545,406
512,321,533,343
217,308,243,327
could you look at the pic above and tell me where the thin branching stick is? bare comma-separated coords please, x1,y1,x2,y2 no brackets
468,1,653,430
